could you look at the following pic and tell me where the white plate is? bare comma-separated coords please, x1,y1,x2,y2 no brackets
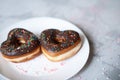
0,17,90,80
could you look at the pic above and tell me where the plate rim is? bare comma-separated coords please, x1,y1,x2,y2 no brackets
0,17,90,80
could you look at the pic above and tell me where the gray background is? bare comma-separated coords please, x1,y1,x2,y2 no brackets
0,0,120,80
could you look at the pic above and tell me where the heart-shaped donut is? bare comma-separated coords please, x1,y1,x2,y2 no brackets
40,29,82,61
0,28,41,62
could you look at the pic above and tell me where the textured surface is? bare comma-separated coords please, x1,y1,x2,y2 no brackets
0,0,120,80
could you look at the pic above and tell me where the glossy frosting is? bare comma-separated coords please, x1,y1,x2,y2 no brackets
0,28,40,56
40,29,80,52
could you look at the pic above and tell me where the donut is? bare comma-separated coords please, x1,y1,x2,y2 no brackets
40,29,82,62
0,28,41,63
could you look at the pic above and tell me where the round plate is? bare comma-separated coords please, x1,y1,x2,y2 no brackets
0,17,90,80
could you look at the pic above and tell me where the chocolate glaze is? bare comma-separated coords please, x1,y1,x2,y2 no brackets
40,29,80,53
0,28,40,56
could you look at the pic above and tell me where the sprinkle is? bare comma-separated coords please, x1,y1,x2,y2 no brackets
70,42,74,45
41,33,46,39
35,71,39,75
22,30,25,33
27,50,29,52
106,76,110,80
70,35,74,37
31,35,38,41
61,43,67,47
60,62,65,66
44,67,47,71
118,74,120,77
9,47,14,51
56,47,60,51
102,67,105,71
116,38,120,43
27,42,31,46
17,47,20,49
30,37,34,41
102,72,105,75
51,47,55,51
95,78,98,80
50,68,58,72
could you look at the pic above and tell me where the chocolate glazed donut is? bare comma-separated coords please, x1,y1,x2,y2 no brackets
40,29,82,62
0,28,41,62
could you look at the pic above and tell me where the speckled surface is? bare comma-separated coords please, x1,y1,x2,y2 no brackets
0,0,120,80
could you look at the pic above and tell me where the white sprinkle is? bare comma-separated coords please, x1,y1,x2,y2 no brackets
17,47,20,49
118,74,120,77
95,78,98,80
118,55,120,58
106,76,110,80
102,67,105,71
102,72,105,75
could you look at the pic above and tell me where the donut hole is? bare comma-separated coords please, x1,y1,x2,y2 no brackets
13,38,26,49
18,38,26,44
55,36,66,43
50,35,60,44
49,33,67,45
54,33,66,43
